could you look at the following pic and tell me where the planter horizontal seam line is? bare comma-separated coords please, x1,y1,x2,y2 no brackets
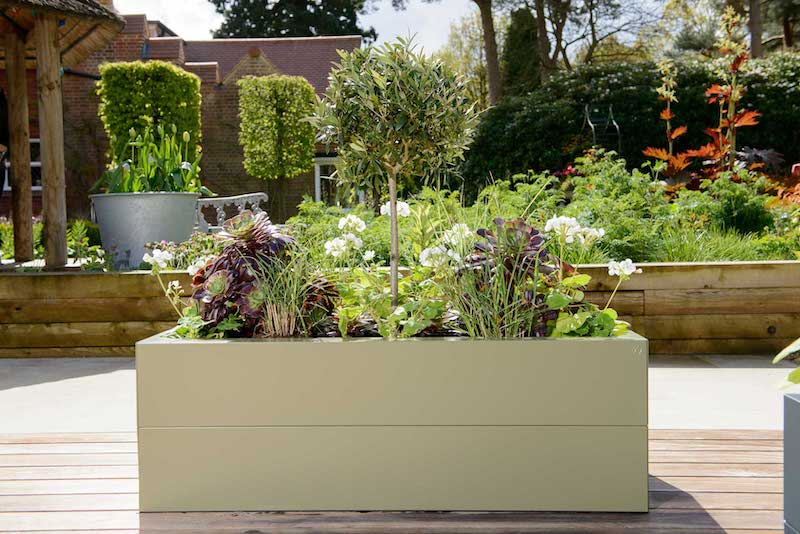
138,424,648,429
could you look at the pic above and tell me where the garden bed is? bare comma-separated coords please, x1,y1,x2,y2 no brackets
136,331,648,512
1,260,799,357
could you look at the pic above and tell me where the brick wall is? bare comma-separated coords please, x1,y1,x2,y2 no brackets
200,53,314,222
0,14,346,223
61,26,147,218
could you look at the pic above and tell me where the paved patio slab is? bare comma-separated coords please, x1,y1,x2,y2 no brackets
0,355,795,433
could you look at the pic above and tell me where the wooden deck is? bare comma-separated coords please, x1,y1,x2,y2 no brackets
0,430,783,533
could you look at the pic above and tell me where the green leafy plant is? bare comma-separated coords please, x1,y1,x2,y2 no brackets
308,37,479,305
98,61,201,161
93,125,209,194
238,75,316,220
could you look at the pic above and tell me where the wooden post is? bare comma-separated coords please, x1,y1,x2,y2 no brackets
34,14,67,268
4,31,33,262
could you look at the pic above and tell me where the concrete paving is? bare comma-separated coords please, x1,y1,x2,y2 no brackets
0,355,796,433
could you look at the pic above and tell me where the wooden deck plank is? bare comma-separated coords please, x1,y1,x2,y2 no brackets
649,476,781,493
648,439,782,451
0,511,139,530
649,430,783,440
0,433,137,444
649,491,782,511
0,430,786,532
0,454,137,467
0,442,137,454
650,450,782,464
0,478,138,495
133,509,783,531
648,462,782,477
0,465,138,480
0,493,138,512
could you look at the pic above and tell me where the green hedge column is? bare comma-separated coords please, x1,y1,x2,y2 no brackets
238,75,316,222
97,61,202,161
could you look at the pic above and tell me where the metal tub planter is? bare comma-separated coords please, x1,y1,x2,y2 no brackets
136,332,649,513
91,192,199,270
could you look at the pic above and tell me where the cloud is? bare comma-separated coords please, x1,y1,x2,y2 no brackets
113,0,223,39
112,0,471,51
361,0,472,52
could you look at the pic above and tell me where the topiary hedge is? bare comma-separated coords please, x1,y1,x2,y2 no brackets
237,75,316,181
460,52,800,200
97,61,202,160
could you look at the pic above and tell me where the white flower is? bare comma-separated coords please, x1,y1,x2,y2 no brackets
442,223,473,248
608,259,642,277
419,245,460,268
380,200,410,217
569,226,606,245
187,256,211,276
544,216,581,239
324,237,348,258
343,233,363,249
168,280,182,292
363,249,376,262
180,161,193,171
143,248,173,268
338,214,366,233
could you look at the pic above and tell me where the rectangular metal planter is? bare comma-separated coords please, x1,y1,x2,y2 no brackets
136,332,649,512
786,394,800,534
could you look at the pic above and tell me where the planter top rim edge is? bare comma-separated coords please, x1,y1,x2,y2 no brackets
90,192,202,198
137,329,647,346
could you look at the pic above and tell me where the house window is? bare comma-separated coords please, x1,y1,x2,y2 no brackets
2,138,42,192
314,156,338,205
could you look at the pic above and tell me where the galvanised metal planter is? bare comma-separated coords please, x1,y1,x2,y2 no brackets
136,332,649,513
786,394,800,534
91,192,199,270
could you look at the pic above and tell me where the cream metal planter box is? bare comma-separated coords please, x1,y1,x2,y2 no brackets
136,332,649,512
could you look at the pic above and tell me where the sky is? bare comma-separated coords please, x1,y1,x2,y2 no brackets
113,0,472,53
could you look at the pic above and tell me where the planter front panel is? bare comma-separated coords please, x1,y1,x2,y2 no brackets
786,394,800,533
139,425,648,512
137,335,647,427
137,334,648,512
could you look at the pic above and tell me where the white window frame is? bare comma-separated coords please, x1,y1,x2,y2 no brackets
3,138,42,192
314,156,338,202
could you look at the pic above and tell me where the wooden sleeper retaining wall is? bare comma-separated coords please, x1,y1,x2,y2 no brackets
1,261,799,357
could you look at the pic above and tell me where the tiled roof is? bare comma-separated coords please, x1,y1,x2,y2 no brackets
183,35,361,93
15,0,123,22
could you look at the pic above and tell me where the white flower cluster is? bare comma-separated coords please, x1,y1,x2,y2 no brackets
324,233,363,258
419,245,460,268
380,200,411,218
607,259,641,277
441,223,473,248
338,213,367,233
324,214,367,258
544,215,605,245
142,248,173,269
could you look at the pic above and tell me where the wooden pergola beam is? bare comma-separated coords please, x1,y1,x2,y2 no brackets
5,30,32,262
33,12,67,268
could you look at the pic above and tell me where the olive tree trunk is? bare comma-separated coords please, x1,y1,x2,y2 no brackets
388,172,400,306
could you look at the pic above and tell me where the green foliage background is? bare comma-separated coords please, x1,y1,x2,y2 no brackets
237,75,316,181
97,61,202,161
461,53,800,200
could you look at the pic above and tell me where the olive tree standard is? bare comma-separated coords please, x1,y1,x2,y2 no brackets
309,38,478,304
